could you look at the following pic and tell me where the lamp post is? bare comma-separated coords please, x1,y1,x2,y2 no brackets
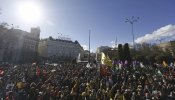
125,16,139,57
0,8,2,15
88,30,91,63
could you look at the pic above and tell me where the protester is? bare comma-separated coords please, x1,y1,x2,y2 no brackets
0,61,175,100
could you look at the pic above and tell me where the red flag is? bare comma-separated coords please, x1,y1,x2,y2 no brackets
36,67,40,76
0,69,4,77
100,65,108,76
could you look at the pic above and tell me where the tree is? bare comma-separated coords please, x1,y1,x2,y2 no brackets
134,42,174,65
123,43,131,61
118,44,123,61
135,55,147,64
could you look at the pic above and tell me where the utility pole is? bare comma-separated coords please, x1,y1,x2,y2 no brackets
0,8,1,15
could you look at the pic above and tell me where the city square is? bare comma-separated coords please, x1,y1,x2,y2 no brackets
0,0,175,100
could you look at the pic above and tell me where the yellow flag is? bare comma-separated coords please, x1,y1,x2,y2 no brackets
106,55,112,67
163,61,168,68
103,55,112,67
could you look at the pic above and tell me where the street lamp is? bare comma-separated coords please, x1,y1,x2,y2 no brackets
88,30,91,63
125,16,139,56
0,8,2,15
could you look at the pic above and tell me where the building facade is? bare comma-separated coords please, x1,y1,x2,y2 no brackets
96,46,111,53
78,50,96,62
0,27,40,63
38,37,83,62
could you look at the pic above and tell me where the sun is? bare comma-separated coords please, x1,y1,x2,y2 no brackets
17,1,43,23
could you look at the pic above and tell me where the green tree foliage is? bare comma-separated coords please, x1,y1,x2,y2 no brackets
123,43,131,61
118,44,123,61
134,43,173,64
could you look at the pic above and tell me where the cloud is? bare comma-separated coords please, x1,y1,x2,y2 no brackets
81,44,88,50
110,41,115,48
46,20,55,26
135,24,175,44
81,44,95,52
110,41,119,48
110,41,115,44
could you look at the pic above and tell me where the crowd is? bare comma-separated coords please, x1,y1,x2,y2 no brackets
0,62,175,100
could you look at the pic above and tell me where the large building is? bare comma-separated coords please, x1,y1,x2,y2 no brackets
0,27,40,63
101,49,118,64
96,46,111,53
78,50,96,62
38,37,83,62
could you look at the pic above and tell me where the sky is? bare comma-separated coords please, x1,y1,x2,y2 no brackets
0,0,175,52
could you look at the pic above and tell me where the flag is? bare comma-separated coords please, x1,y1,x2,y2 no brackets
120,61,123,65
51,69,56,72
118,63,121,69
133,60,136,66
163,61,168,68
157,70,165,82
86,63,91,68
36,67,40,76
124,60,128,65
170,62,173,68
112,61,115,65
101,53,112,67
157,70,162,75
32,62,36,65
140,62,144,68
14,65,17,68
100,65,108,76
0,69,4,76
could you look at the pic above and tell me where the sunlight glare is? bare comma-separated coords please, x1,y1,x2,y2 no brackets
17,1,43,23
